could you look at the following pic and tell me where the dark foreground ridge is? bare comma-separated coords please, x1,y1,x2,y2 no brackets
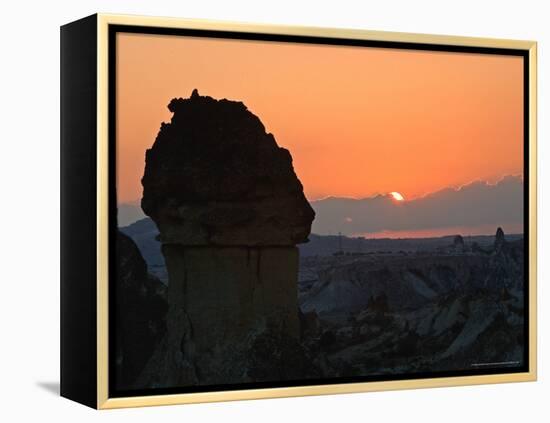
115,231,167,390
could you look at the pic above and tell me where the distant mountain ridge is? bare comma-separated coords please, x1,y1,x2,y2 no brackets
120,218,167,283
118,200,146,227
310,175,523,236
119,175,523,237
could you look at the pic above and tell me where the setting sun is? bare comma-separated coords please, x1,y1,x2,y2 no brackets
390,191,405,201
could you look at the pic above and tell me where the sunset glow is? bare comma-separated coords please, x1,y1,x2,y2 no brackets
116,33,524,235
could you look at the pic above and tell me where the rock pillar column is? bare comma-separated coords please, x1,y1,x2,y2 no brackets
138,90,315,387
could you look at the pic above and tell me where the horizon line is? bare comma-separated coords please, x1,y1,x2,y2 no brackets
311,231,524,241
308,173,523,203
118,173,524,206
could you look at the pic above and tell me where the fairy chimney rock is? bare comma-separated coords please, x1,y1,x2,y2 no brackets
138,91,313,387
494,227,506,253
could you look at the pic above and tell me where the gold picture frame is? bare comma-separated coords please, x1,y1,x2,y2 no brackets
61,13,537,409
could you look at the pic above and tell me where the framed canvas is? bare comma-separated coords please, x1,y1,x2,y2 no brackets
60,14,537,409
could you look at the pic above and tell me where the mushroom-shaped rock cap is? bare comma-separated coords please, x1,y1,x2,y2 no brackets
141,90,315,246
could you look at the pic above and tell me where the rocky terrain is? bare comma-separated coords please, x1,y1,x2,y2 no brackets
298,229,525,376
119,215,525,384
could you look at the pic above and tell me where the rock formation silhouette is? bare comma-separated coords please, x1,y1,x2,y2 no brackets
115,231,167,390
138,90,316,387
453,234,466,253
486,227,523,290
494,227,506,253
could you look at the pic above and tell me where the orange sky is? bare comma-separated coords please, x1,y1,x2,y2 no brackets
116,32,523,204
